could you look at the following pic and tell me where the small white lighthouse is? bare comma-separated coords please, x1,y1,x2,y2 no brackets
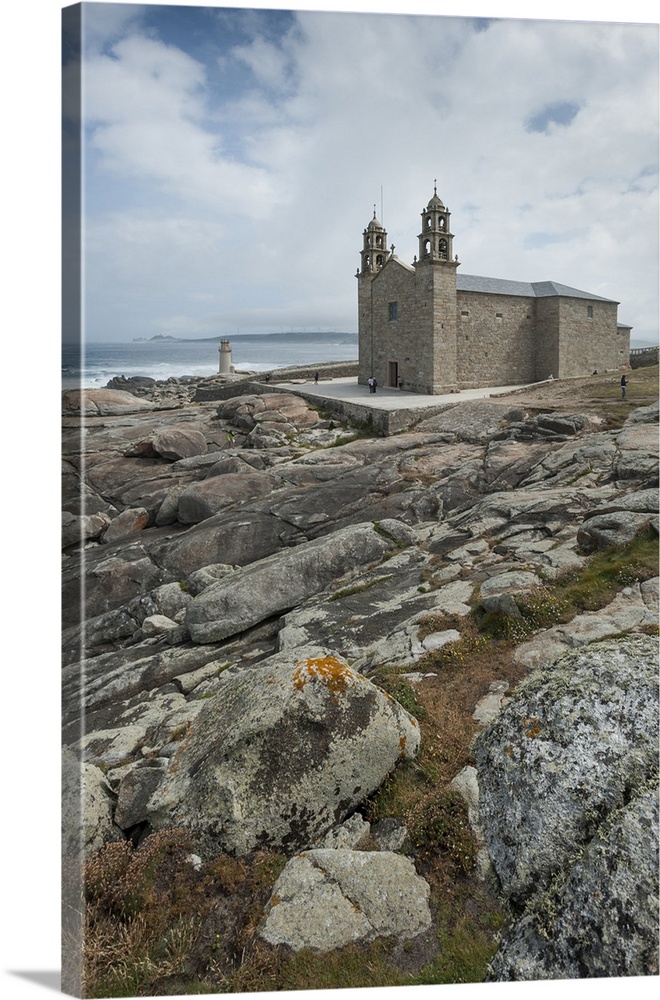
218,338,233,374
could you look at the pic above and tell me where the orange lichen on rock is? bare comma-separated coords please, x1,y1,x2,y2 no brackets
523,716,542,739
292,656,355,702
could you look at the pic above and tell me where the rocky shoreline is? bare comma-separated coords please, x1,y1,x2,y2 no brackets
97,360,360,407
62,369,659,992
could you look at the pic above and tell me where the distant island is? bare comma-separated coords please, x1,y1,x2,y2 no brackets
133,332,358,344
133,335,182,342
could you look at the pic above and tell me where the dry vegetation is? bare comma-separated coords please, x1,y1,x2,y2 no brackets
79,365,658,996
495,363,658,426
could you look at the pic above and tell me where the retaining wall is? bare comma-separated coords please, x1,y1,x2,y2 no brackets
629,348,658,369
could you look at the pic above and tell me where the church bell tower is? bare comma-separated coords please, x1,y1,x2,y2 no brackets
414,183,459,392
417,182,456,263
360,209,388,275
357,207,388,386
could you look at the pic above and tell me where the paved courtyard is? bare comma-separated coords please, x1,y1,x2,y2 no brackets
271,375,528,410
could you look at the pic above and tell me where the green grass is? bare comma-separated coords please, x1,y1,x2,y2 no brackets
413,912,503,985
562,527,659,608
377,674,428,720
278,940,409,991
329,575,391,601
470,526,659,644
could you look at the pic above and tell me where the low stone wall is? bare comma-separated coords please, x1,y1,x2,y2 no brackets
259,385,455,436
194,361,358,402
630,348,658,369
269,361,359,381
194,374,453,435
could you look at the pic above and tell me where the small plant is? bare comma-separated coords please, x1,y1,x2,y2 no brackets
168,722,192,742
378,675,428,720
373,521,406,547
363,760,428,825
409,790,478,875
416,621,490,673
329,575,390,601
417,612,455,641
473,528,659,642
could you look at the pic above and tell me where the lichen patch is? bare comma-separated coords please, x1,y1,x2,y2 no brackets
292,656,357,703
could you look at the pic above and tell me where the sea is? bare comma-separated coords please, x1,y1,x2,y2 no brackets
61,332,358,390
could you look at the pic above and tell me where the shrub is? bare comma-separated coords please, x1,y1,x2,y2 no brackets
84,828,195,921
409,791,478,876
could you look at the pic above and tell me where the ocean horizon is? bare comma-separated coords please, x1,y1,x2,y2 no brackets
62,332,358,390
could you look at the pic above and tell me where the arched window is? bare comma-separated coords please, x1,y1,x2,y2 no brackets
423,239,431,257
376,254,384,268
426,216,432,230
438,239,447,259
438,217,445,231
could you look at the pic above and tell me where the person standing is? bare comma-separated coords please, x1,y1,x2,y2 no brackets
367,376,375,393
621,374,628,399
314,371,319,384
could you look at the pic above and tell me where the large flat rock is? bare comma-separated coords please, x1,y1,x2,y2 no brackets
260,849,432,951
185,520,406,643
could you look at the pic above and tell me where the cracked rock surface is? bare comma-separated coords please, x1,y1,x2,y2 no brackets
259,848,432,951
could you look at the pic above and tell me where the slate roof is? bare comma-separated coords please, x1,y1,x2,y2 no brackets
457,273,618,303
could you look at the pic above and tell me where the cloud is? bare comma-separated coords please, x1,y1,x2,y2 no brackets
76,6,659,343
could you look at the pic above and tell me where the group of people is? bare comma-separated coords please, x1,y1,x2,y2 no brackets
366,376,405,392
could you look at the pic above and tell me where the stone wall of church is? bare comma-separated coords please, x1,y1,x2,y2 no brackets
357,277,375,385
358,259,627,393
533,297,561,380
455,291,537,387
358,261,439,393
416,263,458,392
554,298,624,376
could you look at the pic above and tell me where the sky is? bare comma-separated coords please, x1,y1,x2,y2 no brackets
62,1,659,345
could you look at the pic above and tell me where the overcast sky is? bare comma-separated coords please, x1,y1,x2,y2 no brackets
63,2,659,345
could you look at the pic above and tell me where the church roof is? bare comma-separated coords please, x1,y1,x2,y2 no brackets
457,273,618,303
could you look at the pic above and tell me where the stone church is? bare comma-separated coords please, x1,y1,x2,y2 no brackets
357,186,631,394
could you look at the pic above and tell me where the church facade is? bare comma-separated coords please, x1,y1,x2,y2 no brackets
357,187,631,394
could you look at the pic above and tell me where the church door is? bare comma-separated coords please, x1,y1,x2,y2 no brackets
387,361,399,388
